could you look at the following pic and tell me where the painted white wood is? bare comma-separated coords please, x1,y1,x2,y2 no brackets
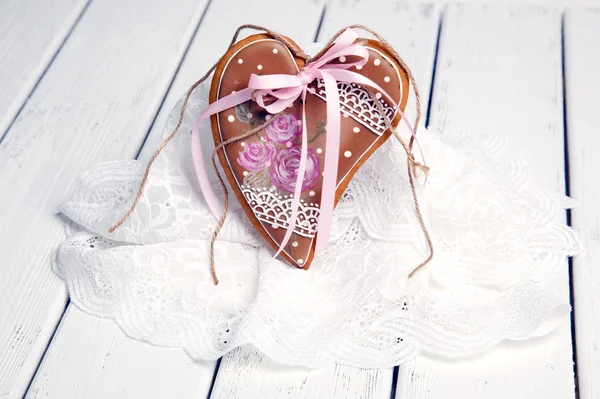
396,4,574,398
564,8,600,399
0,0,89,138
27,0,326,398
207,2,441,398
25,307,215,399
211,346,393,399
0,0,210,397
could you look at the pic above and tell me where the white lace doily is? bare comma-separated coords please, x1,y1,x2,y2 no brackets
53,77,580,368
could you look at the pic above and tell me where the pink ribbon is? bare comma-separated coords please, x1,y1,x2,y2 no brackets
191,28,418,260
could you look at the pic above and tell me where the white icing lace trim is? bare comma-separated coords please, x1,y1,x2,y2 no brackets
53,76,580,368
311,80,395,135
241,185,320,238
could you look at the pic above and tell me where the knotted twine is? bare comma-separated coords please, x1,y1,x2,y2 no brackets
108,24,434,285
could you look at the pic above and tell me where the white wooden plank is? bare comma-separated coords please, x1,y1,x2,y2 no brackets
208,2,441,398
0,0,89,138
26,0,326,398
211,346,393,399
564,8,600,399
25,307,215,399
0,0,209,397
396,4,574,398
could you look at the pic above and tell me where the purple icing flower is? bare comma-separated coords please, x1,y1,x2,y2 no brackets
265,113,301,144
269,147,320,193
237,140,276,171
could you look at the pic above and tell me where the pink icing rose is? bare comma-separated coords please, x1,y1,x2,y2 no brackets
269,147,320,193
237,141,276,171
265,113,301,144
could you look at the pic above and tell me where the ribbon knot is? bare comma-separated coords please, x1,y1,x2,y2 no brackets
297,69,316,85
190,28,419,262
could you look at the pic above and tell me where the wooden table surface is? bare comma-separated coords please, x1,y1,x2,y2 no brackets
0,0,599,398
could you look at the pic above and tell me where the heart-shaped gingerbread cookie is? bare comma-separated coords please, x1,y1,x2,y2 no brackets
209,32,409,269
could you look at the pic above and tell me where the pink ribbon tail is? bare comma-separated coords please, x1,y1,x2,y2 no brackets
274,88,309,258
313,71,341,254
190,87,253,218
191,123,222,218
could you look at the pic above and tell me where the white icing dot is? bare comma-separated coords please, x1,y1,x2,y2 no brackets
265,114,272,120
228,115,235,122
316,148,322,154
375,92,382,100
257,64,263,70
231,90,237,94
246,112,252,118
344,151,352,158
356,65,363,70
238,58,243,64
272,224,279,229
343,113,349,118
309,191,315,196
243,171,249,176
339,56,346,62
297,259,304,265
241,142,246,147
384,76,391,83
353,127,360,133
374,58,381,66
292,241,299,247
273,48,278,54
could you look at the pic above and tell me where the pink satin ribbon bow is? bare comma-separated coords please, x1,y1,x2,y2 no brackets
191,28,416,260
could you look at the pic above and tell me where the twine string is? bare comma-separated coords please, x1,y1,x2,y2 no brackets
108,24,433,284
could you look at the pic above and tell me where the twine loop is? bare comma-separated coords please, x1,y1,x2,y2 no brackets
108,24,434,284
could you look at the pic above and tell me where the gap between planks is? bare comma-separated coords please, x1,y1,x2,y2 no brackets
0,0,212,397
395,4,575,399
564,7,600,399
0,0,91,142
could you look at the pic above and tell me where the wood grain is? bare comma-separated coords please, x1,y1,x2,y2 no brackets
564,8,600,399
207,2,441,398
0,0,89,139
0,0,209,397
24,0,326,398
25,307,216,399
396,4,574,398
211,346,393,399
